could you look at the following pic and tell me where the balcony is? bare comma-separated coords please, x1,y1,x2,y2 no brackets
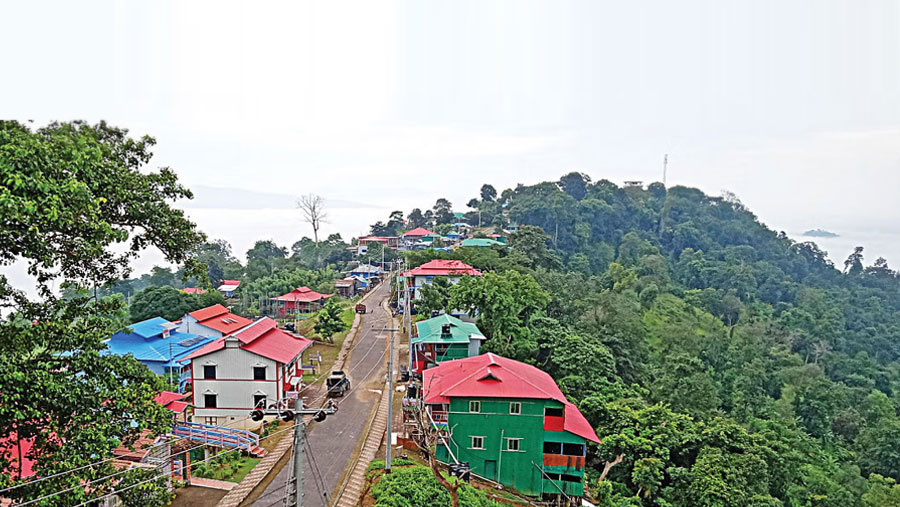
542,454,585,470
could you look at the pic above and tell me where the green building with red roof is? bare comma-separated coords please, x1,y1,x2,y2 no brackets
422,353,599,499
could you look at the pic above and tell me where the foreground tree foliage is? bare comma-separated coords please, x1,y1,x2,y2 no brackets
0,120,206,504
370,465,503,507
397,176,900,506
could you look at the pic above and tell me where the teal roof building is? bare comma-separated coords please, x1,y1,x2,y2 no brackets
411,314,485,373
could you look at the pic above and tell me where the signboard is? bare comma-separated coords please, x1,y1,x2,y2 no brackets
286,391,299,399
310,353,323,363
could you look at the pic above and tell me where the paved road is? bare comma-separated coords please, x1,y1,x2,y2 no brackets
253,281,391,507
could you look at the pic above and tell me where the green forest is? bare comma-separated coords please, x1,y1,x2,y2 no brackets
395,173,900,506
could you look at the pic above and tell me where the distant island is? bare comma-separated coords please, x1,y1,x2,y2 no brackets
803,228,839,238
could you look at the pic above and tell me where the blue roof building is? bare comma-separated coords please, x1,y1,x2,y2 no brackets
105,317,217,389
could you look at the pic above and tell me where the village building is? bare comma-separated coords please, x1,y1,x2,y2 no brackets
410,314,485,373
333,277,358,298
401,259,482,300
178,304,252,339
217,279,241,297
105,317,217,388
355,236,399,256
420,353,599,499
269,286,333,316
460,238,505,248
185,317,312,428
349,263,385,279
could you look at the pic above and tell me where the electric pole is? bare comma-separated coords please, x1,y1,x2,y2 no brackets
385,325,397,474
250,399,337,507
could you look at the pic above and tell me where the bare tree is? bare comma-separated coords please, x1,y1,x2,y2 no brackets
297,193,328,246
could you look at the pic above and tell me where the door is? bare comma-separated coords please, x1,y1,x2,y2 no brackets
484,460,497,481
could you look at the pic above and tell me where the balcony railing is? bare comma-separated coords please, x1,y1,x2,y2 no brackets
542,454,585,470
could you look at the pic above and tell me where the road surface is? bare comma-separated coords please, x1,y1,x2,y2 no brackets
252,281,391,507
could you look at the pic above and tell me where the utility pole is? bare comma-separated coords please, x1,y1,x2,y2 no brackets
385,325,397,474
250,399,337,507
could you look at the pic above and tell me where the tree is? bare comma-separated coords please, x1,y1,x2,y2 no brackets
314,297,348,343
433,198,454,225
0,120,204,502
844,246,864,275
559,172,591,200
480,184,497,202
298,193,327,247
246,240,288,279
448,270,550,356
416,277,452,316
408,208,426,228
128,285,225,322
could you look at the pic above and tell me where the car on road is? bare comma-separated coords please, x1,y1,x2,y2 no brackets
326,370,350,397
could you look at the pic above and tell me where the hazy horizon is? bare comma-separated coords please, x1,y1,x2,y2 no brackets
3,0,900,287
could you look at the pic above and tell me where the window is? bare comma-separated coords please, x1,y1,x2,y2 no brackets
506,438,522,452
544,406,564,418
563,443,585,456
204,394,217,408
543,441,562,454
468,400,481,413
253,394,267,408
253,366,266,380
470,436,485,449
545,473,580,482
509,402,521,415
203,365,216,379
204,417,218,425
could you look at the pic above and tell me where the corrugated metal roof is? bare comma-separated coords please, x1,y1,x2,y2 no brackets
106,328,217,366
423,353,600,443
126,317,170,339
401,259,482,277
271,287,333,303
412,314,484,345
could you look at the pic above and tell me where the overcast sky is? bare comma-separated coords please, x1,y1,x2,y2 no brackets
3,0,900,278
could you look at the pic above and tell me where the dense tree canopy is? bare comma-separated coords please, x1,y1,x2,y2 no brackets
0,121,206,503
395,175,900,506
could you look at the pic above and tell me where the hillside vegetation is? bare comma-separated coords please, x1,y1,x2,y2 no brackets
396,174,900,506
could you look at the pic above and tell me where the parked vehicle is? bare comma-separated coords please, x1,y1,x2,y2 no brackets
326,371,350,397
355,304,367,314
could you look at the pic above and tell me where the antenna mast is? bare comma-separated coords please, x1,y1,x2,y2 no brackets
663,153,668,187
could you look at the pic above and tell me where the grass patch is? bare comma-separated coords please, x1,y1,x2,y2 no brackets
193,455,260,483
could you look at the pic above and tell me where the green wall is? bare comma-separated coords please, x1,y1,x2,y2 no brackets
435,396,586,497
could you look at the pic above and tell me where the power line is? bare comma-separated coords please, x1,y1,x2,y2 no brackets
20,423,297,506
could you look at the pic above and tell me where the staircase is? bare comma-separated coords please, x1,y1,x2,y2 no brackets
173,422,267,457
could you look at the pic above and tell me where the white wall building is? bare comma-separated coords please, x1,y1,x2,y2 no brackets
185,317,312,428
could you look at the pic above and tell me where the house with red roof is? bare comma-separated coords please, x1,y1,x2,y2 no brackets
184,317,312,428
401,259,482,300
177,304,252,339
270,287,333,316
418,353,599,499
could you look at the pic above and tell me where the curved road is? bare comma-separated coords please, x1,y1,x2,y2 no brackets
252,281,391,507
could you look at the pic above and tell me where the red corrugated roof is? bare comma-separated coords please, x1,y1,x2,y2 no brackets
402,227,434,237
182,287,206,294
188,304,252,334
271,287,334,303
185,317,312,364
401,259,482,277
221,280,241,286
242,320,313,363
423,354,599,443
153,391,186,407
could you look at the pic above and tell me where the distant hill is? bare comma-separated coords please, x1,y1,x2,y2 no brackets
803,228,839,238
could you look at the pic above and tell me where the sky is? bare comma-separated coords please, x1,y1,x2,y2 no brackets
3,0,900,285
